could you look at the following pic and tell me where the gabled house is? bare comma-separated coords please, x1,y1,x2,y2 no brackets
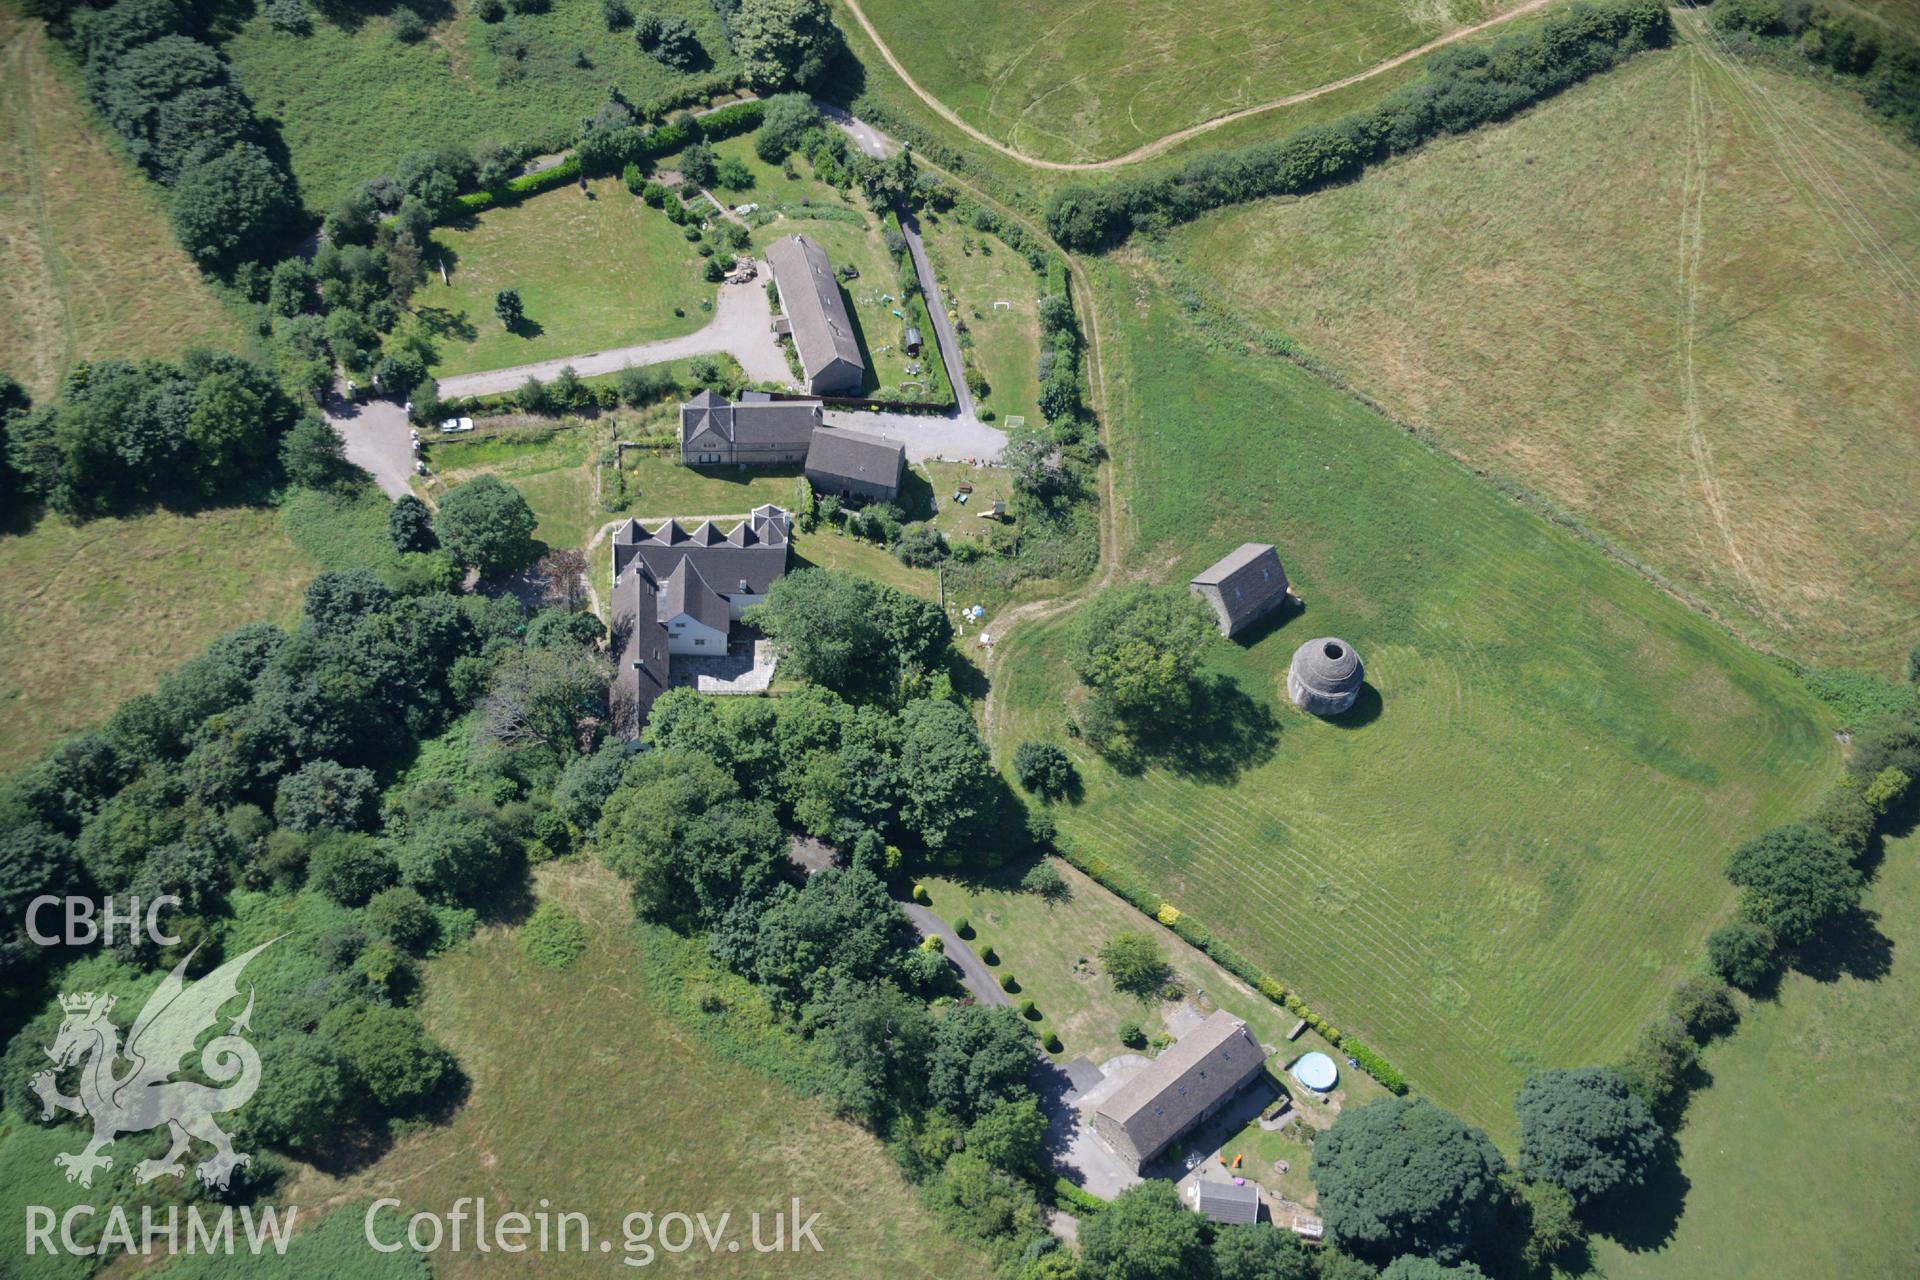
766,234,865,395
680,390,822,466
804,424,907,504
1190,543,1290,638
610,505,793,737
1090,1011,1267,1169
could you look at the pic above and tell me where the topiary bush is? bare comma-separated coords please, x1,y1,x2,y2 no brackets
1043,1031,1063,1053
981,945,999,965
999,973,1019,993
953,916,973,939
1118,1020,1146,1049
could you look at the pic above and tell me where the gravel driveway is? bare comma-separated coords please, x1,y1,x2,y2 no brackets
325,389,414,498
900,903,1010,1006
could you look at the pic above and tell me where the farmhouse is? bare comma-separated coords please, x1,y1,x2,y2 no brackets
1288,638,1364,716
805,425,907,503
1090,1011,1267,1169
766,234,866,395
610,505,792,735
1190,544,1289,637
680,389,822,466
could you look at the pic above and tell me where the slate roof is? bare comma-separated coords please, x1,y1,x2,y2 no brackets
1191,543,1288,634
612,505,792,596
805,425,906,491
1195,1179,1261,1226
613,561,668,736
1094,1011,1266,1164
767,234,864,388
660,558,730,634
679,390,821,451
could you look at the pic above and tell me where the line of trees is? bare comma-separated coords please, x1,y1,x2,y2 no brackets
1045,0,1672,252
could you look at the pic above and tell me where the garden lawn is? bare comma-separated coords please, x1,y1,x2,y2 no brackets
917,858,1390,1112
849,0,1527,163
744,213,912,397
279,860,996,1279
0,5,245,400
918,210,1043,422
989,255,1840,1142
420,178,710,378
422,424,598,556
1592,822,1920,1278
0,505,316,771
1164,30,1920,672
923,461,1013,553
223,0,738,212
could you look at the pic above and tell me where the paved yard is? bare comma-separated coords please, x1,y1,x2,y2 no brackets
823,407,1006,463
325,387,414,498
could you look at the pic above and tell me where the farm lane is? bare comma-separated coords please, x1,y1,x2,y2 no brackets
900,903,1012,1006
899,211,976,419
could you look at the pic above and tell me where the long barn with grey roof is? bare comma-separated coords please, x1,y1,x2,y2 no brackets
766,234,865,395
1090,1011,1266,1169
1190,543,1290,637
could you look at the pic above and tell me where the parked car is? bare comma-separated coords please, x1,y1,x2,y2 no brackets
438,417,474,433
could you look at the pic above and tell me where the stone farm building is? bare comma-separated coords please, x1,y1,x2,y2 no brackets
805,425,906,504
767,233,865,395
1190,543,1289,638
1090,1011,1267,1169
610,505,792,734
680,389,822,466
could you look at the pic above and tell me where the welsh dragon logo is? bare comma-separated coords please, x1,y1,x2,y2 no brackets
32,940,275,1190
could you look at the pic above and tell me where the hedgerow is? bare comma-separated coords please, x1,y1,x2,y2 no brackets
1045,0,1671,251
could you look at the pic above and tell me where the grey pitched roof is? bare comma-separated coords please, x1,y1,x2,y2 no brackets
767,234,863,385
613,561,668,737
660,558,730,634
1195,1179,1260,1226
1093,1011,1266,1163
612,506,792,597
679,392,821,450
805,425,905,488
1191,543,1288,631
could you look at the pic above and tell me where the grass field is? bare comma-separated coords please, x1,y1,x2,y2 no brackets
0,506,317,771
1165,31,1920,672
917,212,1043,422
280,860,996,1278
1593,822,1920,1277
989,255,1840,1140
849,0,1523,162
423,425,600,554
0,5,246,400
419,179,710,377
224,0,737,212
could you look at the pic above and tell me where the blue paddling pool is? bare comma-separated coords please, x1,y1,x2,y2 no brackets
1291,1051,1338,1092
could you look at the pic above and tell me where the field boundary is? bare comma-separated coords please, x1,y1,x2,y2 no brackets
834,0,1557,171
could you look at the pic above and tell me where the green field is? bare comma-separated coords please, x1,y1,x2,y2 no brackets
848,0,1522,162
282,861,996,1279
0,505,318,771
224,0,737,212
1593,823,1920,1277
0,5,246,400
990,255,1839,1139
1164,31,1920,672
918,211,1043,422
419,178,711,377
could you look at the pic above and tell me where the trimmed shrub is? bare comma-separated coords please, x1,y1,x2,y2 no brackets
953,916,973,939
1043,1031,1063,1053
1118,1020,1146,1049
999,973,1019,993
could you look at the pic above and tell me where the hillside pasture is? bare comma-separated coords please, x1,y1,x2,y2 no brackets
849,0,1525,163
0,506,317,770
224,0,738,212
1164,31,1920,671
421,178,710,377
280,861,996,1279
990,256,1839,1139
0,6,245,400
1592,823,1920,1278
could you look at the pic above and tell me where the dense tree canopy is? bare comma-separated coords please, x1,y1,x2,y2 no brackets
1515,1067,1662,1205
1068,584,1215,723
1311,1097,1507,1263
747,568,951,701
1079,1180,1209,1280
730,0,841,89
434,475,538,575
1212,1222,1315,1280
926,1004,1035,1122
1724,823,1860,947
169,143,300,269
